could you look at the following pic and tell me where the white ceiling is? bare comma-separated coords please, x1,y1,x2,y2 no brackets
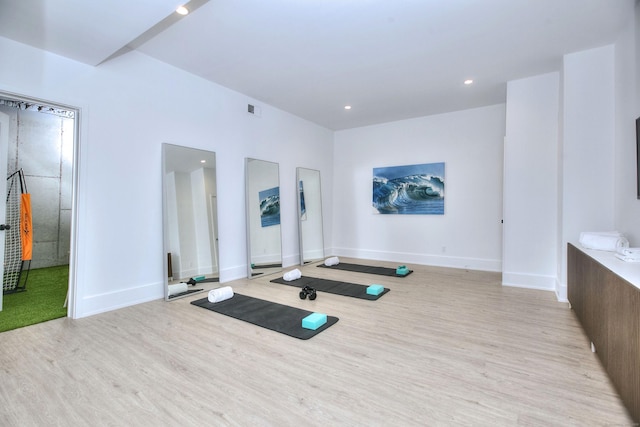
0,0,634,130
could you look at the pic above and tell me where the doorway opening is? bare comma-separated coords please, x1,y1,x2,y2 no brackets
0,92,78,332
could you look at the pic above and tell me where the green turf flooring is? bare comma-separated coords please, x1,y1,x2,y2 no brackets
0,265,68,333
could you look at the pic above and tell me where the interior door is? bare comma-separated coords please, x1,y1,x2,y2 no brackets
0,112,9,311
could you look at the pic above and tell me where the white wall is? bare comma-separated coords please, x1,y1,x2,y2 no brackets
298,169,324,261
165,171,181,278
176,171,197,278
562,45,616,238
503,72,559,291
332,104,506,271
614,6,640,244
555,14,639,299
0,36,334,318
559,45,616,300
191,167,214,276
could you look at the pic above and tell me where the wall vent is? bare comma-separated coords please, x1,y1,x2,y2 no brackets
247,103,262,117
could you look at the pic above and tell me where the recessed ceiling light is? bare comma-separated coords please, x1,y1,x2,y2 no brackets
464,79,474,85
344,105,352,110
200,160,206,164
176,6,189,15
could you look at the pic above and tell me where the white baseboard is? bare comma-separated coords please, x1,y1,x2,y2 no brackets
176,267,199,280
302,250,324,261
77,281,163,318
330,247,502,272
329,247,566,297
501,271,556,291
282,253,300,268
219,264,249,283
78,264,252,318
555,278,568,302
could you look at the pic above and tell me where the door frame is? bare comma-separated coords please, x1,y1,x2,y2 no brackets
0,90,80,318
0,111,8,311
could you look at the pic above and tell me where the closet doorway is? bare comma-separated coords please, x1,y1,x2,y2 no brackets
0,92,78,330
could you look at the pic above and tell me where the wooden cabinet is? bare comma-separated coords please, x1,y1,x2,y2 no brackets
568,243,640,422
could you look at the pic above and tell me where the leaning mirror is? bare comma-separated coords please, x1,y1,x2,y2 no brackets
162,143,219,300
297,168,324,264
245,158,282,278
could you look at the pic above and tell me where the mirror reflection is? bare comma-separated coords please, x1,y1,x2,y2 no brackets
162,143,219,300
245,158,282,278
297,168,324,264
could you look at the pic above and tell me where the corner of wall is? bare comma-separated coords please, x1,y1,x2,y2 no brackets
555,277,568,302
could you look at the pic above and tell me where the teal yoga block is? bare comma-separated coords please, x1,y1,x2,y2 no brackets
302,312,327,330
396,265,409,276
367,284,385,295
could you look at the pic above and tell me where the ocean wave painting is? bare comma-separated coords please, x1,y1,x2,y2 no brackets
259,186,280,227
373,162,445,214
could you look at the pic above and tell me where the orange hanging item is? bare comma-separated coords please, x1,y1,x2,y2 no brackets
20,192,32,261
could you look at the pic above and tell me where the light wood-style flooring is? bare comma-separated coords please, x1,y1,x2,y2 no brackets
0,259,634,426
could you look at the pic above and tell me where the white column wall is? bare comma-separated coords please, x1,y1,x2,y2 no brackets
502,72,560,291
613,7,640,244
559,45,616,301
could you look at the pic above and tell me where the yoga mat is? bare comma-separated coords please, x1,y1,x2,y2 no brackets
270,276,390,300
190,293,338,340
168,288,204,299
317,262,413,277
253,263,282,269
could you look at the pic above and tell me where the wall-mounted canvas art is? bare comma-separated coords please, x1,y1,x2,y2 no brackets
373,162,445,214
259,187,280,227
299,181,307,221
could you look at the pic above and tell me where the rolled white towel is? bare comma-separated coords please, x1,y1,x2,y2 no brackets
208,286,234,303
324,256,340,266
283,268,302,281
579,231,629,252
168,283,188,296
616,247,640,257
615,253,640,262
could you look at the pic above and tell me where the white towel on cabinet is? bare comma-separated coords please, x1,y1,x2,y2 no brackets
579,231,629,252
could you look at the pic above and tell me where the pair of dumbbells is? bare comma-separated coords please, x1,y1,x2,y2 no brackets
299,285,317,300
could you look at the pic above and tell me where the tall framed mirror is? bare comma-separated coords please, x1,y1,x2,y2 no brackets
162,143,219,300
297,168,324,264
245,158,282,278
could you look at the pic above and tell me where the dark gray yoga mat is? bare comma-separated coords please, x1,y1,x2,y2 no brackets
317,262,413,277
168,288,204,299
190,293,338,340
270,276,389,300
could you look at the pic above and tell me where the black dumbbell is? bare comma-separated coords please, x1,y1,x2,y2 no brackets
299,286,317,300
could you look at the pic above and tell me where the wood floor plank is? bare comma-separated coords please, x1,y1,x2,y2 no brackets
0,258,634,426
